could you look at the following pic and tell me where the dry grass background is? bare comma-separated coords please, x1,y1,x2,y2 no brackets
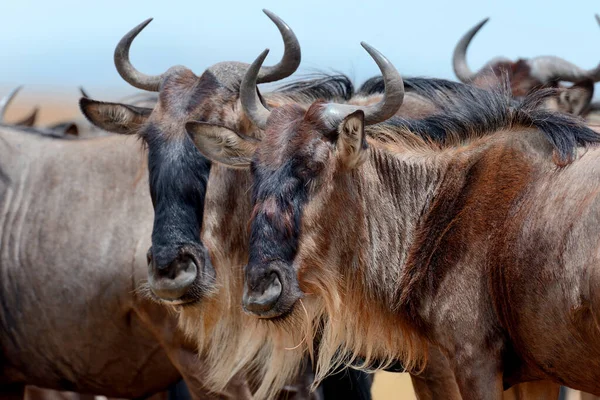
372,372,416,399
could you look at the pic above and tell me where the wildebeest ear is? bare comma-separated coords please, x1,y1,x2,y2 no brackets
79,97,151,135
14,107,39,127
185,121,257,168
558,80,594,116
337,110,368,169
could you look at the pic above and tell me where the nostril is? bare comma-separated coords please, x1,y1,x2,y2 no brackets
149,257,199,301
156,258,197,279
243,271,283,314
146,248,153,265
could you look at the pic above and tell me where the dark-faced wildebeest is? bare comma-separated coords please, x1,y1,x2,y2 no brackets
452,15,600,116
190,43,600,399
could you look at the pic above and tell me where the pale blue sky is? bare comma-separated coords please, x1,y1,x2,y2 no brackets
1,0,599,96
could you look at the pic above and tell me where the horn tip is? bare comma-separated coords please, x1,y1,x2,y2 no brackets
360,41,373,50
360,42,386,62
262,9,276,19
476,17,490,29
10,85,24,96
7,85,23,100
133,18,154,33
259,48,270,59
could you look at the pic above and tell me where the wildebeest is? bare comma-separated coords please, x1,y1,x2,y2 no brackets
452,15,600,116
0,89,185,400
189,43,600,398
0,125,258,399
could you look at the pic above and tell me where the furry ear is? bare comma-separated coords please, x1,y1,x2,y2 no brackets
186,121,257,168
557,80,594,116
79,97,151,135
337,110,368,169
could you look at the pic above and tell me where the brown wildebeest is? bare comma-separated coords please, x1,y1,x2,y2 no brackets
78,10,382,400
189,43,600,399
452,15,600,116
0,125,258,399
179,45,563,398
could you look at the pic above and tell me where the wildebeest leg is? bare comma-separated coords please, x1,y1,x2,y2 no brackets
503,381,560,399
449,350,503,400
410,346,461,400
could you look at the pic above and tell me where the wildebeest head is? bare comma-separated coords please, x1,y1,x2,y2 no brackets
453,15,600,115
80,10,301,305
186,43,404,318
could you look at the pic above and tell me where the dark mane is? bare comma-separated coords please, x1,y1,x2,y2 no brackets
359,76,468,97
274,73,354,102
376,81,600,163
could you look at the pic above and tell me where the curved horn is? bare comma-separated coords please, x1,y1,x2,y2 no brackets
114,18,165,92
0,86,23,122
240,49,272,130
256,9,301,83
526,15,600,83
320,43,404,128
453,18,489,82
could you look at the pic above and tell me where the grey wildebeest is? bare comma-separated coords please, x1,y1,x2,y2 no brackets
452,15,600,116
188,44,600,398
0,89,182,400
79,10,373,400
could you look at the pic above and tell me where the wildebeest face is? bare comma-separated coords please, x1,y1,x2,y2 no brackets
188,103,368,318
80,70,223,305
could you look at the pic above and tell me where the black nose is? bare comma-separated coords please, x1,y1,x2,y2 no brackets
243,270,283,315
148,256,198,301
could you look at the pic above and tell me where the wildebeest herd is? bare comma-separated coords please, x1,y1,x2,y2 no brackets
2,9,600,400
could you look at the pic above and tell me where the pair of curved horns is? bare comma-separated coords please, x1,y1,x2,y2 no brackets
114,9,301,92
241,43,404,130
453,15,600,83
